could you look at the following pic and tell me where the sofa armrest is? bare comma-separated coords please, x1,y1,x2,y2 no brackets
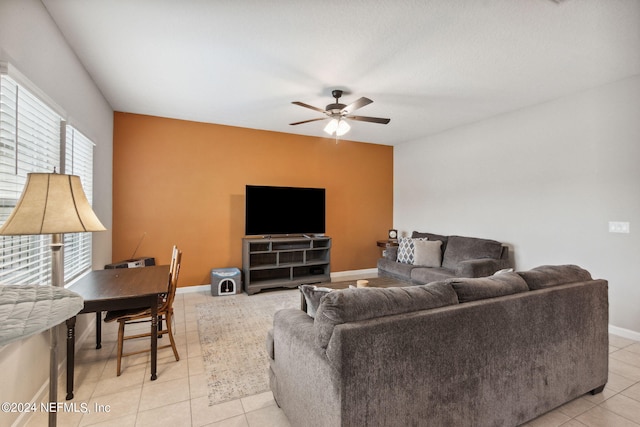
455,258,512,277
383,246,398,261
270,309,341,426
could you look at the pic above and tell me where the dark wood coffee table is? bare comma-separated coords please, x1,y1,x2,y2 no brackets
300,276,412,311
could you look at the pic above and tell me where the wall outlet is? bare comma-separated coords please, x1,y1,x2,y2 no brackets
608,221,630,233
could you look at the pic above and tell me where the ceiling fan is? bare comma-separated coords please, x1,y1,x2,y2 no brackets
290,90,390,137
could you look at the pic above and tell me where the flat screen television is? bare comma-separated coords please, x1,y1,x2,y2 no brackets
245,185,326,236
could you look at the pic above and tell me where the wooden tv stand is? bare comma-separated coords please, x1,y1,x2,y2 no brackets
242,236,331,295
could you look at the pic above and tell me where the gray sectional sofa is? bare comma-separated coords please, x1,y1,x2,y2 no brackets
378,231,512,283
268,265,608,427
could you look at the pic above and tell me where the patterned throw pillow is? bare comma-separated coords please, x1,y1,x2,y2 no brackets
299,285,333,318
397,237,427,264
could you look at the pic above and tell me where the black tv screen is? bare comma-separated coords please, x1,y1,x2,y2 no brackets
245,185,326,236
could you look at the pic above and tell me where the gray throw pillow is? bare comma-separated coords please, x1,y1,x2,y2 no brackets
299,285,332,318
413,239,442,267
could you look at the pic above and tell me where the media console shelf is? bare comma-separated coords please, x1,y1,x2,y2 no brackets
242,236,331,295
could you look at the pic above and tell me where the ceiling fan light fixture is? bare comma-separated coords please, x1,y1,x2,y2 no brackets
293,90,388,136
324,118,351,136
336,119,350,136
324,118,339,135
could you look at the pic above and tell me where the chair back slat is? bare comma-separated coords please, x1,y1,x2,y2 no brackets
161,247,181,312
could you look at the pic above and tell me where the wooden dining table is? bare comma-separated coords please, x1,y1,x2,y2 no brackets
64,265,170,400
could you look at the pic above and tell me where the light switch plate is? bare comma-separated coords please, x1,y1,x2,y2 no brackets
608,221,630,233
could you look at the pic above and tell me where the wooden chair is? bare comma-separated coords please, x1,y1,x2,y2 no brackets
104,245,182,376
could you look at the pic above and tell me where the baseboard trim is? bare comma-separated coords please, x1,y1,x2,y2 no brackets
177,284,210,294
609,324,640,342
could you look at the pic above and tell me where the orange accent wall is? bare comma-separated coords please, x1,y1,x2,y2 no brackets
113,112,393,287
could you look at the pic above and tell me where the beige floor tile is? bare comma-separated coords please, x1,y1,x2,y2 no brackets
147,357,189,383
76,342,117,363
612,350,640,369
92,364,147,397
559,420,589,426
623,382,640,402
102,350,150,378
86,413,137,427
185,320,200,333
610,359,640,382
626,344,640,355
190,396,245,427
187,340,203,358
576,405,640,427
25,407,84,427
583,385,623,404
244,404,291,427
606,372,639,393
524,408,572,426
79,387,142,426
189,374,209,399
611,336,638,349
201,414,249,427
139,376,190,411
58,371,99,403
72,358,109,385
186,330,201,344
558,397,597,418
599,394,640,423
135,399,191,427
189,355,206,376
240,391,277,413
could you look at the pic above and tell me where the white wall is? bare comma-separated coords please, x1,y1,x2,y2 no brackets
0,0,113,425
395,75,640,335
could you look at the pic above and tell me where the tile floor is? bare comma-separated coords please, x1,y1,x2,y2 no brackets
23,287,640,427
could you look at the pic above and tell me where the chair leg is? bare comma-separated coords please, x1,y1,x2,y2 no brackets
166,311,179,361
116,320,125,376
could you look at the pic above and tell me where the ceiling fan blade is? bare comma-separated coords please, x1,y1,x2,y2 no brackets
342,97,373,114
289,117,328,126
292,101,326,113
346,115,391,124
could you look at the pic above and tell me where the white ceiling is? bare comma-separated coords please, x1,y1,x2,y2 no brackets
41,0,640,146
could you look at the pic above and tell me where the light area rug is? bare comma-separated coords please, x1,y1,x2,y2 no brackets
197,289,299,406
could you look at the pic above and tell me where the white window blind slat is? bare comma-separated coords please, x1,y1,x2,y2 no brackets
63,125,95,282
0,73,96,286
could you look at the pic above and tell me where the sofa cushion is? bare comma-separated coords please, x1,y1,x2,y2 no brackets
442,235,503,270
518,264,593,290
413,240,442,267
412,231,449,255
377,257,415,279
314,282,458,349
299,285,333,318
397,237,426,264
446,272,529,303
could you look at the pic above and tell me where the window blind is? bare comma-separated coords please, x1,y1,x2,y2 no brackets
0,72,96,286
63,125,95,282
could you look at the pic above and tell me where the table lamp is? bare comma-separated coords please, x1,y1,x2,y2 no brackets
0,171,105,427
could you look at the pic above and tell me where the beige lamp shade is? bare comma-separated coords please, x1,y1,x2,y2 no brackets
0,173,106,235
